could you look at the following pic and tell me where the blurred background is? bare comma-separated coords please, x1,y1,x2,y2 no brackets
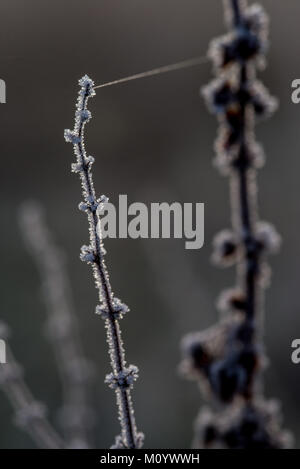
0,0,299,449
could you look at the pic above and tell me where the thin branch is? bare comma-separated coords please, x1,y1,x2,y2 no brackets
0,323,65,449
181,0,292,449
19,201,95,448
64,76,143,449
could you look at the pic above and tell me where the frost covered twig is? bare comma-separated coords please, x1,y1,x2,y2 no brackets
181,0,292,449
64,76,143,449
19,202,95,449
0,322,64,449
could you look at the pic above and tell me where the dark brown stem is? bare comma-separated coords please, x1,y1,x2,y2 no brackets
236,65,258,325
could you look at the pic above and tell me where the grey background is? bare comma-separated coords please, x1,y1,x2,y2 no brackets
0,0,299,448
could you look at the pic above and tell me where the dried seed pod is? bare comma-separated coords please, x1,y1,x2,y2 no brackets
212,229,239,266
217,287,247,314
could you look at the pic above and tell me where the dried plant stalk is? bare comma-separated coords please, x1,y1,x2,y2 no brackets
19,201,95,448
0,323,65,449
64,76,143,449
181,0,292,449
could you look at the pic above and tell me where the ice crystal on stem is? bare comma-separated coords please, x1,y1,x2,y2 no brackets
181,0,291,449
64,75,143,449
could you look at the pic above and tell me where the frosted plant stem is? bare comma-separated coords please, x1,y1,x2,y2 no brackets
0,333,65,449
65,76,143,449
181,0,292,449
233,10,257,328
19,202,95,448
237,67,256,318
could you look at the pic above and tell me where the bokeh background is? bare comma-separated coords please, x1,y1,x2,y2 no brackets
0,0,300,449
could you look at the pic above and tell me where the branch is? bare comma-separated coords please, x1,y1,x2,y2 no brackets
19,201,95,448
0,322,65,449
64,76,143,449
181,0,292,449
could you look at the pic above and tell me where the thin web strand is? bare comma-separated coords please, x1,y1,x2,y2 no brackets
94,55,208,90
